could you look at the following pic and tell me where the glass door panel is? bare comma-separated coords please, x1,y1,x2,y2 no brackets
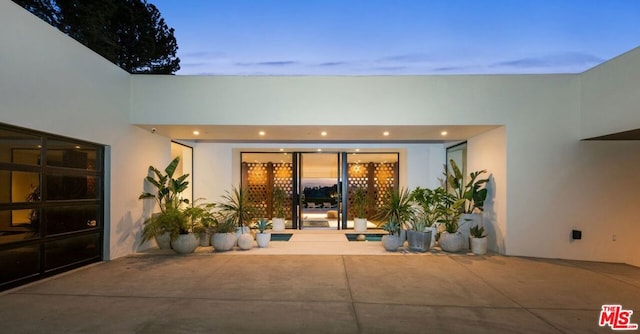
298,153,340,229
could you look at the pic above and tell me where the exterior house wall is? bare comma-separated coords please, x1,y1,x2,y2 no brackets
580,47,640,138
4,0,639,266
0,1,170,259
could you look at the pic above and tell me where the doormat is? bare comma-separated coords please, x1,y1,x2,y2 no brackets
304,220,330,227
271,233,293,241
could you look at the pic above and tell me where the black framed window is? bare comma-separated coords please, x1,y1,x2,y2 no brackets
0,122,104,291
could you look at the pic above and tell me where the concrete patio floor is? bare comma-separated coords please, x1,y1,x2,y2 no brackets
1,251,639,333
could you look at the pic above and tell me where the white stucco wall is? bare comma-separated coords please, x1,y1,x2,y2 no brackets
580,47,640,139
0,1,170,260
467,127,507,254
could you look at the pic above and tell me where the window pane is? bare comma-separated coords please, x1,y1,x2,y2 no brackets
44,233,100,271
44,175,98,200
0,170,40,204
46,140,99,170
44,205,100,235
0,245,40,285
0,209,40,245
0,129,41,164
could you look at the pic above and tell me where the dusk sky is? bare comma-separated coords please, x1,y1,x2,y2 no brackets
151,0,640,75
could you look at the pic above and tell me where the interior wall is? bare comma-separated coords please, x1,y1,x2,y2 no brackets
467,127,507,254
0,1,170,260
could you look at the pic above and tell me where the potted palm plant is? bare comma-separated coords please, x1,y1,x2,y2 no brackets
253,218,273,248
271,187,287,232
447,159,489,250
409,186,449,249
351,186,369,232
217,186,256,250
375,187,414,249
139,156,190,249
437,193,466,252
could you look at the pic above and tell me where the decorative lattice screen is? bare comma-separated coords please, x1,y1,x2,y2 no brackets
243,162,293,220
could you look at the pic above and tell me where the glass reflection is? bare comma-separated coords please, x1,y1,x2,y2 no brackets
0,129,41,164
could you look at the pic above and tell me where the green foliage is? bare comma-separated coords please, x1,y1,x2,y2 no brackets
252,218,272,234
272,187,287,218
470,224,486,238
139,156,189,213
183,200,216,235
213,216,238,234
410,186,450,229
217,186,256,228
447,159,489,213
375,187,414,229
351,187,369,219
438,193,465,233
140,207,188,244
13,0,180,74
380,220,400,236
138,156,191,243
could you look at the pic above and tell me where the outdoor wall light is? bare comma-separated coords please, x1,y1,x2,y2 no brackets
571,229,582,240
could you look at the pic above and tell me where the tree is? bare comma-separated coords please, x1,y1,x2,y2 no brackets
12,0,180,74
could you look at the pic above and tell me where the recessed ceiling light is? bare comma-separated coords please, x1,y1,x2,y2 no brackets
259,131,266,136
75,145,81,149
440,131,448,136
383,131,390,136
321,131,327,136
279,148,284,152
355,148,360,152
193,130,200,135
317,148,322,152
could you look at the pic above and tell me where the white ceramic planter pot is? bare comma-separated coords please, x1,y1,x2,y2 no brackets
171,233,199,254
439,231,465,253
155,232,171,249
354,218,367,232
458,214,481,250
256,233,271,248
470,237,488,255
272,218,285,232
211,233,236,252
382,235,402,252
237,233,254,250
198,231,210,247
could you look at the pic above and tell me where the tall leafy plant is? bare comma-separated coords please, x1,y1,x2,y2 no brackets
447,159,489,213
410,186,449,229
351,186,369,219
139,156,189,212
272,187,287,218
375,187,414,229
217,186,256,229
138,156,190,244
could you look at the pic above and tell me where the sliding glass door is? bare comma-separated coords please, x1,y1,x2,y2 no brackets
296,152,341,230
240,151,399,230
